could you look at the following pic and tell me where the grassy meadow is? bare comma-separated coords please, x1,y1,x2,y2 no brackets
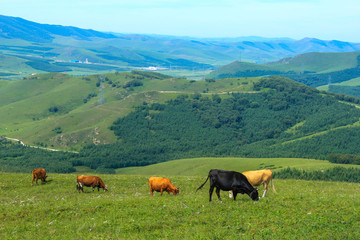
114,157,360,176
0,170,359,239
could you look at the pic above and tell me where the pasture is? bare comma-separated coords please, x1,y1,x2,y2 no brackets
0,172,359,239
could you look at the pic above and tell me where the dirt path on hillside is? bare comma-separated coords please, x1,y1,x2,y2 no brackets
3,136,78,153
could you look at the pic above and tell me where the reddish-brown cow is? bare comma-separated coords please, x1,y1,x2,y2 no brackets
32,168,48,185
76,175,108,193
148,177,179,196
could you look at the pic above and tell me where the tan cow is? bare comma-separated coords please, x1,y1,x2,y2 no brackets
149,177,179,196
32,168,48,185
229,169,276,198
76,175,108,193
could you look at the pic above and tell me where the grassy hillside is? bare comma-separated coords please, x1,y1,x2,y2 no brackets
317,77,360,98
209,51,360,78
268,51,360,73
0,172,359,239
3,73,360,173
208,51,360,91
115,157,360,176
0,72,258,150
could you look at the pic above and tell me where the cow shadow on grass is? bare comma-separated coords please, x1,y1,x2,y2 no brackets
37,179,53,185
32,179,53,186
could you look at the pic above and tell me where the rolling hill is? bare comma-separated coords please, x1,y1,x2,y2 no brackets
207,51,360,97
0,71,258,151
2,72,360,173
2,15,360,80
208,51,360,79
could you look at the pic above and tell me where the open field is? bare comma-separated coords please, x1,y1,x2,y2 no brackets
0,172,359,239
115,157,360,176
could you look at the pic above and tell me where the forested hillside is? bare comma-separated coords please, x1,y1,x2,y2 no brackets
76,76,360,171
2,75,360,173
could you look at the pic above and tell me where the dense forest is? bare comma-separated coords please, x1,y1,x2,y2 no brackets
275,167,360,183
0,138,76,173
2,76,360,174
213,67,360,88
76,76,360,171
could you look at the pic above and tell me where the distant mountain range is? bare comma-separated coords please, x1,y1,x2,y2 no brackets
1,14,360,79
0,15,117,42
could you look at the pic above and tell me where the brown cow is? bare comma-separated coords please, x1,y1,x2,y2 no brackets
32,168,48,185
76,175,108,193
229,169,276,198
149,177,179,196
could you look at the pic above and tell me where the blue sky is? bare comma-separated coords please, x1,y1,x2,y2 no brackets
1,0,360,42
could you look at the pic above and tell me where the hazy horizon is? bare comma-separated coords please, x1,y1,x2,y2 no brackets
1,0,360,42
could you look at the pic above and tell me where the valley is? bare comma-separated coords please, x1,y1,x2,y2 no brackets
1,5,360,240
1,14,360,183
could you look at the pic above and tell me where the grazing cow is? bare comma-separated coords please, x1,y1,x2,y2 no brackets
229,169,276,198
32,168,48,185
149,177,179,196
196,169,259,202
76,175,108,193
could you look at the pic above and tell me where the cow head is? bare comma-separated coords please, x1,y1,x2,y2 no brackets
104,185,108,191
173,187,180,195
249,189,259,201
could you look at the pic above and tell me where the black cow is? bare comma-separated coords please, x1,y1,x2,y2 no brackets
196,169,259,201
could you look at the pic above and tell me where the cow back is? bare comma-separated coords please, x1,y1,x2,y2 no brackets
149,177,178,194
243,169,273,186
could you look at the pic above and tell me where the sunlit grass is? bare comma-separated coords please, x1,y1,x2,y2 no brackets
0,173,359,239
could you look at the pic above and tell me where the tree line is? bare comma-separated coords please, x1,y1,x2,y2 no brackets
275,167,360,183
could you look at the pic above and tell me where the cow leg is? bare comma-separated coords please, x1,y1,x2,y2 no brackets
78,183,84,193
150,189,154,196
233,192,238,201
263,182,268,197
209,185,215,202
160,188,163,196
215,187,222,201
262,189,267,197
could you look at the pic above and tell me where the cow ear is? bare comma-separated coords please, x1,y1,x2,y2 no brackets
177,187,181,189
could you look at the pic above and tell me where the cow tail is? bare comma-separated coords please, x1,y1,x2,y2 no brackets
271,178,277,193
196,174,210,192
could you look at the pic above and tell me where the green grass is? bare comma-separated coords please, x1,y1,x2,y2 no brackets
317,77,360,91
0,72,262,150
270,51,360,73
209,51,360,80
0,172,359,239
115,157,360,176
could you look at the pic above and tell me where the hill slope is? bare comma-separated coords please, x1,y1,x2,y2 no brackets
0,71,258,150
2,73,360,172
208,51,360,98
